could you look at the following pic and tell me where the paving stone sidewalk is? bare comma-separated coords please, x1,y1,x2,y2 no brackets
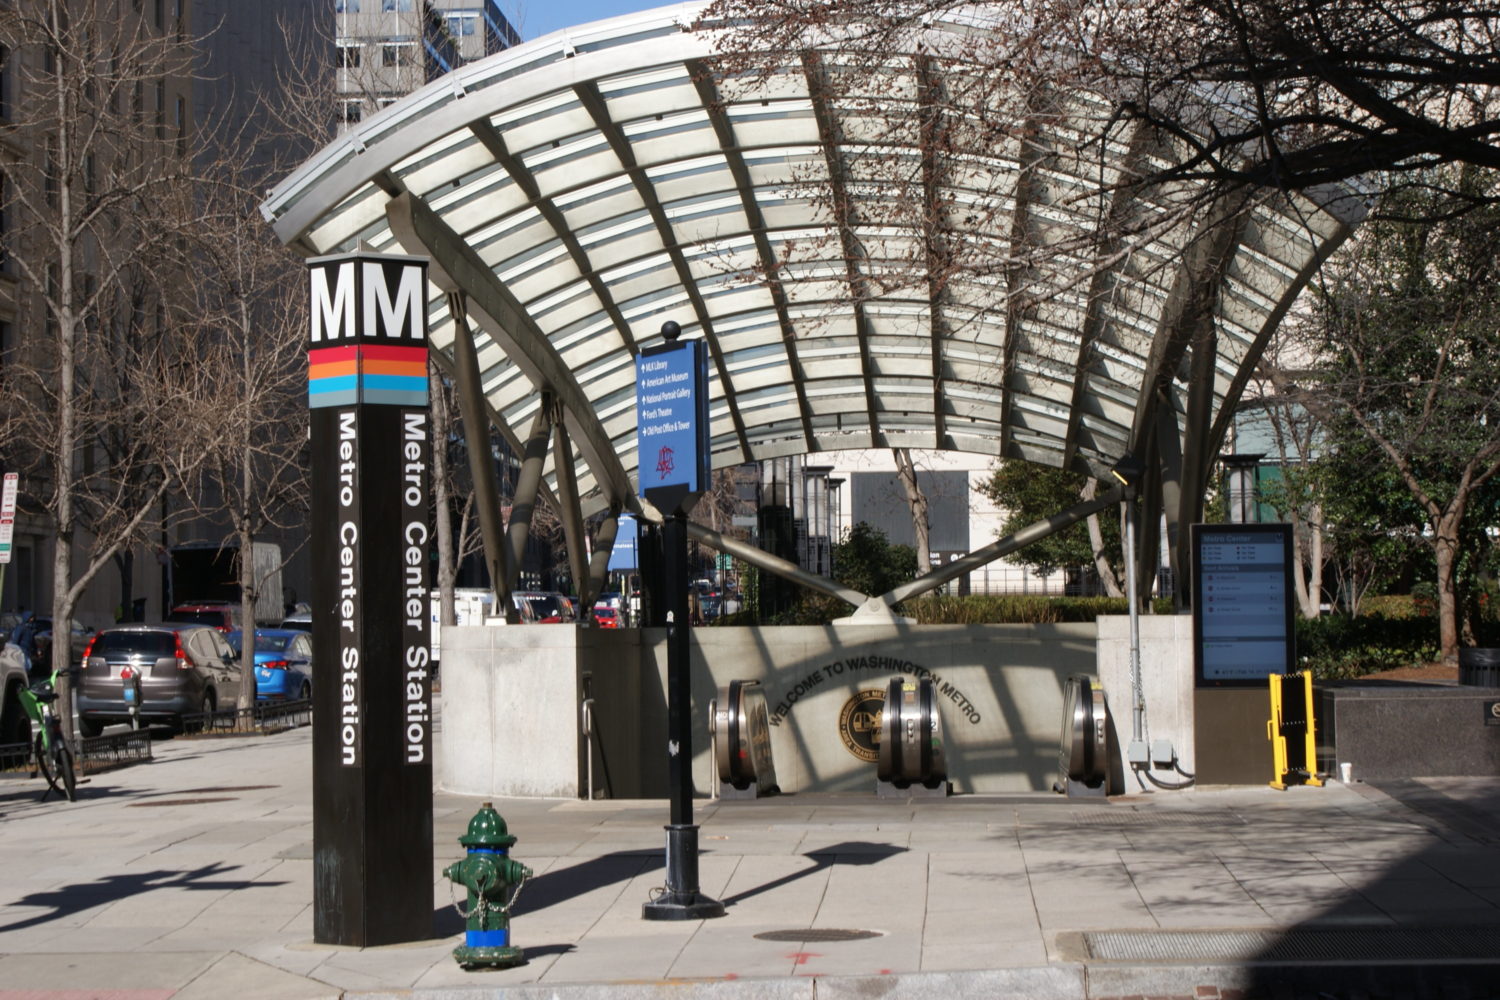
1,723,1497,1000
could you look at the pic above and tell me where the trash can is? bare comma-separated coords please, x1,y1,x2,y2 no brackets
1458,648,1500,687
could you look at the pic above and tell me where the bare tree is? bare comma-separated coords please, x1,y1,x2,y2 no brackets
891,449,932,575
1239,347,1328,618
700,1,1500,210
0,0,222,736
1273,165,1500,662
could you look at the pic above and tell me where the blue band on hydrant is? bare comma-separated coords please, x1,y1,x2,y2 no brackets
467,929,509,948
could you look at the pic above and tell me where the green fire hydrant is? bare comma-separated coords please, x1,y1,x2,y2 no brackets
444,801,533,970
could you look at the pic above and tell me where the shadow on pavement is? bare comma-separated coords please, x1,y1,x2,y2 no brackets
0,862,285,933
1245,778,1500,998
723,841,906,908
433,850,665,932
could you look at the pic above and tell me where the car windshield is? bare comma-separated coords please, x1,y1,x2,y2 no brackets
166,610,225,626
525,595,561,617
252,634,293,653
94,632,175,657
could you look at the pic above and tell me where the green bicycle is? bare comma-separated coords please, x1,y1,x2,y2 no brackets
19,670,77,802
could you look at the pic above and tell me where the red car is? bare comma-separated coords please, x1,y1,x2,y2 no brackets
165,602,244,633
592,606,621,629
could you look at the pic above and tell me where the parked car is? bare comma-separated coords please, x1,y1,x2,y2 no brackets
0,641,30,745
516,591,576,624
279,610,311,632
75,624,242,735
165,602,244,633
31,616,96,673
227,629,313,702
591,606,621,629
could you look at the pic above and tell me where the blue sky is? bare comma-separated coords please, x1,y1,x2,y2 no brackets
504,0,670,41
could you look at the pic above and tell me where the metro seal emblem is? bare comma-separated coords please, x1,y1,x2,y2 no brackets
838,688,886,763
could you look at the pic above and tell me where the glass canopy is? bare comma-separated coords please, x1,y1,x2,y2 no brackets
263,1,1363,526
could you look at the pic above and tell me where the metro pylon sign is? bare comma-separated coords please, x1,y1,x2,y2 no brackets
307,251,433,947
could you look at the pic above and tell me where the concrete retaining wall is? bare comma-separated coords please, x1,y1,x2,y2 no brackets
440,621,1113,797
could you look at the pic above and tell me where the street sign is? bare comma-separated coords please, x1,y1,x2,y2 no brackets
636,335,709,516
0,472,17,565
607,514,640,571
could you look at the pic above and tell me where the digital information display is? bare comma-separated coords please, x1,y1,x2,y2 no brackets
1193,523,1295,686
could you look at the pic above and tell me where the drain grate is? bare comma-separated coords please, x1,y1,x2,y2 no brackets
1085,927,1500,962
128,797,238,807
754,929,883,943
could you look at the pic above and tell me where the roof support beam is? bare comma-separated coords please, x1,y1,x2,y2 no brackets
447,291,516,620
572,80,754,462
914,54,951,449
686,522,868,608
1062,121,1162,472
386,192,636,512
467,120,640,359
855,483,1127,619
507,400,555,583
802,50,882,445
688,58,816,451
583,506,621,615
551,403,591,601
999,94,1053,459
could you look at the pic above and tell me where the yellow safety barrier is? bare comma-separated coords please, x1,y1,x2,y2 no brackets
1267,672,1324,790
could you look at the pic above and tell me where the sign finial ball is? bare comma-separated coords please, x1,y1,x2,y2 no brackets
661,320,682,342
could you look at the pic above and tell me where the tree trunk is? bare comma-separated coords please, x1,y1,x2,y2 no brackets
1433,513,1462,666
1081,479,1124,597
892,449,931,574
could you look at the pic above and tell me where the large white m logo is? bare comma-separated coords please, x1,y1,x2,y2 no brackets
364,261,425,339
310,262,356,342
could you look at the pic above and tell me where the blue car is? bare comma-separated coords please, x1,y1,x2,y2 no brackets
226,629,313,702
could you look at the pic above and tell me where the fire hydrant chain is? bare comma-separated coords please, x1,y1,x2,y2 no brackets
448,875,529,918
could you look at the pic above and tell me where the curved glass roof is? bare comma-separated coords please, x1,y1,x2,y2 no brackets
263,2,1364,518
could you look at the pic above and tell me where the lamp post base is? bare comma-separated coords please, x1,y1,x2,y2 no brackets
641,824,726,921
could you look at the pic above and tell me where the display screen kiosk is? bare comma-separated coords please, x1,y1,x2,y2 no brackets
1191,523,1295,784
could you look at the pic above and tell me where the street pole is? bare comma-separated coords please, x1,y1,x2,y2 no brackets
638,322,724,922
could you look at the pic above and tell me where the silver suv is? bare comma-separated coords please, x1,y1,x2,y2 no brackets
75,624,243,735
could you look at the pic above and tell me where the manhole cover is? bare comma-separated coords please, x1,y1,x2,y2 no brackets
128,797,238,807
754,929,883,942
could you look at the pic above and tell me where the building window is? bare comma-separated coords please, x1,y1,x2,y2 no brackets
155,79,166,140
337,42,361,68
377,97,398,110
445,13,477,36
381,41,416,68
383,0,415,11
335,0,361,10
341,100,363,124
0,45,10,121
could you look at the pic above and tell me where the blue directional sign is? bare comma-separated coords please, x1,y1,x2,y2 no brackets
607,514,640,571
636,338,710,514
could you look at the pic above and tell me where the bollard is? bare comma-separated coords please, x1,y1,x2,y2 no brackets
442,802,533,970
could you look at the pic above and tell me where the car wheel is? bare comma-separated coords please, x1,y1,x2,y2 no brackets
201,691,216,729
78,716,103,739
299,681,311,702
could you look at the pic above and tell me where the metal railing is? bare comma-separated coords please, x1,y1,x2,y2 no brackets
0,727,153,776
177,697,312,736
